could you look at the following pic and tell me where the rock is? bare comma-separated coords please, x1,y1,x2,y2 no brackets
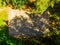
8,9,50,39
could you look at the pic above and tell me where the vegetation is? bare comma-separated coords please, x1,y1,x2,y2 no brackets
0,0,60,45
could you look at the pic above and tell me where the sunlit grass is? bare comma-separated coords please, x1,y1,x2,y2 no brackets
0,8,8,26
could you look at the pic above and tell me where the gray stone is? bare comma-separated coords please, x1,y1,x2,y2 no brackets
8,9,50,39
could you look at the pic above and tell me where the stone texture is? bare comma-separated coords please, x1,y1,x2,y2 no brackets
8,9,50,38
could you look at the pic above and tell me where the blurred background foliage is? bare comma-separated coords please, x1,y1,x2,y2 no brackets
0,0,59,13
0,0,60,45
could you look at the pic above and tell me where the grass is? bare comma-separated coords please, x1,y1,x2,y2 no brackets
0,8,8,26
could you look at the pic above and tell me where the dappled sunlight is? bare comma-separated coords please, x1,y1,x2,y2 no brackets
8,8,30,20
0,0,60,45
34,27,40,32
0,6,50,39
8,9,50,38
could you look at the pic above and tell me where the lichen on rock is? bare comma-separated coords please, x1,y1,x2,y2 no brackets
8,9,50,39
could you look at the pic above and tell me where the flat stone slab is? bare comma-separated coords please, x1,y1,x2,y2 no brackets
8,9,50,38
